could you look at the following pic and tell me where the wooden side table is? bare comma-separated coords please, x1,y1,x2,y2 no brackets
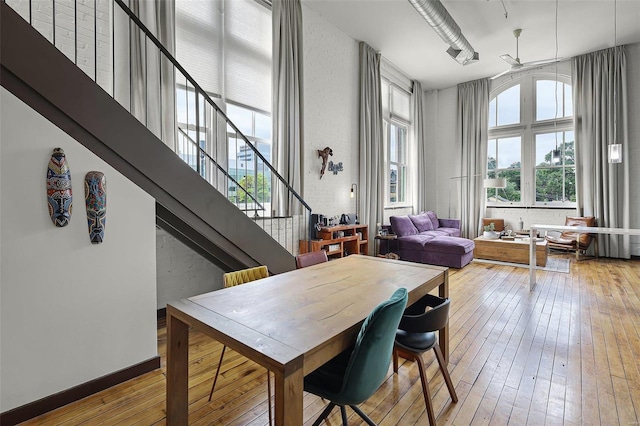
375,234,397,257
299,224,369,259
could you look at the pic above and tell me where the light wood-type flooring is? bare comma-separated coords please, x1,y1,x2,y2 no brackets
21,255,640,425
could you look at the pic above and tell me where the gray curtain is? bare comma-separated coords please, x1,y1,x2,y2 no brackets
572,46,630,258
457,78,489,239
359,42,384,253
412,81,427,212
272,0,304,216
122,0,176,150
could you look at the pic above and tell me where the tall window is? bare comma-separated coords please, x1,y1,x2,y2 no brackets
388,123,407,203
175,0,272,212
487,75,574,207
381,79,411,206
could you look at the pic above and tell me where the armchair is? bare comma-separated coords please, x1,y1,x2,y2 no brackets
545,216,598,259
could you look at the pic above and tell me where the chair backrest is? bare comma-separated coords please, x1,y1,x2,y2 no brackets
295,251,328,268
482,218,505,232
561,216,597,250
223,265,269,288
398,293,450,334
334,288,408,406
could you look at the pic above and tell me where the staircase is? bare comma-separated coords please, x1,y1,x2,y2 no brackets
1,0,311,274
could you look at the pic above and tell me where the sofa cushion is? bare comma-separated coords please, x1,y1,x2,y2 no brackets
397,234,436,251
436,227,461,237
425,211,440,229
423,236,475,255
390,216,418,237
409,213,434,232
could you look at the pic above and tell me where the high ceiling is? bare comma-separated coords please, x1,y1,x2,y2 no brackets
302,0,640,90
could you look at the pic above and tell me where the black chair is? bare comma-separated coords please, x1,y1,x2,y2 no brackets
304,288,408,426
393,294,458,426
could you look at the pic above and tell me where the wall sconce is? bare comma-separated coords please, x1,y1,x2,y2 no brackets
350,183,359,224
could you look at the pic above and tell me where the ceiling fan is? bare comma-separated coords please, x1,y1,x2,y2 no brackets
491,29,561,79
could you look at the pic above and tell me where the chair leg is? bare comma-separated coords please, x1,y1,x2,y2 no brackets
266,370,272,426
393,347,399,373
340,405,349,425
312,402,336,426
350,405,377,426
208,345,227,401
415,352,437,426
433,345,458,403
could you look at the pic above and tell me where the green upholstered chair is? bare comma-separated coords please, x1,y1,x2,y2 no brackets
304,288,408,425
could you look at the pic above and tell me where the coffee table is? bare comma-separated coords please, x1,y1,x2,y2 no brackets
474,235,548,266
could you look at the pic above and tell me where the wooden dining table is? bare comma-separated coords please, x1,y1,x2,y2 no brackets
166,255,449,425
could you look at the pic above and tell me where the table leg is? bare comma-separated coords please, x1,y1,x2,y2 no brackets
166,311,189,425
529,229,537,291
273,360,304,426
438,270,449,364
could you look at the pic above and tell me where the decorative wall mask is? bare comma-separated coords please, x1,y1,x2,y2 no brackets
84,171,107,244
46,147,73,227
317,147,333,179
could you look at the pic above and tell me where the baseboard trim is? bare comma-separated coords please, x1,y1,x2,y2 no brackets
0,356,160,426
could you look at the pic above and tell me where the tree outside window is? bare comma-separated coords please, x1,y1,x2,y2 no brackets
535,131,576,203
237,173,271,203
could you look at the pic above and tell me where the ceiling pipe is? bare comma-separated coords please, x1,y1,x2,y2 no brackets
408,0,479,65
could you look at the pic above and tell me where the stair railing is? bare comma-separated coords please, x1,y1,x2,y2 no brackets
4,0,312,255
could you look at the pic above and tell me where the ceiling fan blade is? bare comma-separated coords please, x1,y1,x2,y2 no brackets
500,54,520,67
521,57,564,67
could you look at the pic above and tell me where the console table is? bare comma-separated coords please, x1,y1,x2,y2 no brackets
299,224,368,259
528,224,640,290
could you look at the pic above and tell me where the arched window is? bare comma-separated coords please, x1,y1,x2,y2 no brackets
487,75,575,207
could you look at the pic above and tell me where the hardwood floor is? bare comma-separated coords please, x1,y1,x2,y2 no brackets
20,255,640,425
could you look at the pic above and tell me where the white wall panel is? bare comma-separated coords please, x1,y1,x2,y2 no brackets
0,88,157,412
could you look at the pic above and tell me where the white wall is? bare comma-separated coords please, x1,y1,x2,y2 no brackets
302,4,359,219
6,0,113,94
0,88,157,412
156,229,223,309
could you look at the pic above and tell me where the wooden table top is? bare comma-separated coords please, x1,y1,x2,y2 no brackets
475,235,547,246
171,255,447,374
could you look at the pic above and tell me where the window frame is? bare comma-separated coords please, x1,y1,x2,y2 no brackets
386,120,409,205
487,73,575,208
381,77,412,208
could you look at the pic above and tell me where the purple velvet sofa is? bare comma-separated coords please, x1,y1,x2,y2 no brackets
385,211,475,268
